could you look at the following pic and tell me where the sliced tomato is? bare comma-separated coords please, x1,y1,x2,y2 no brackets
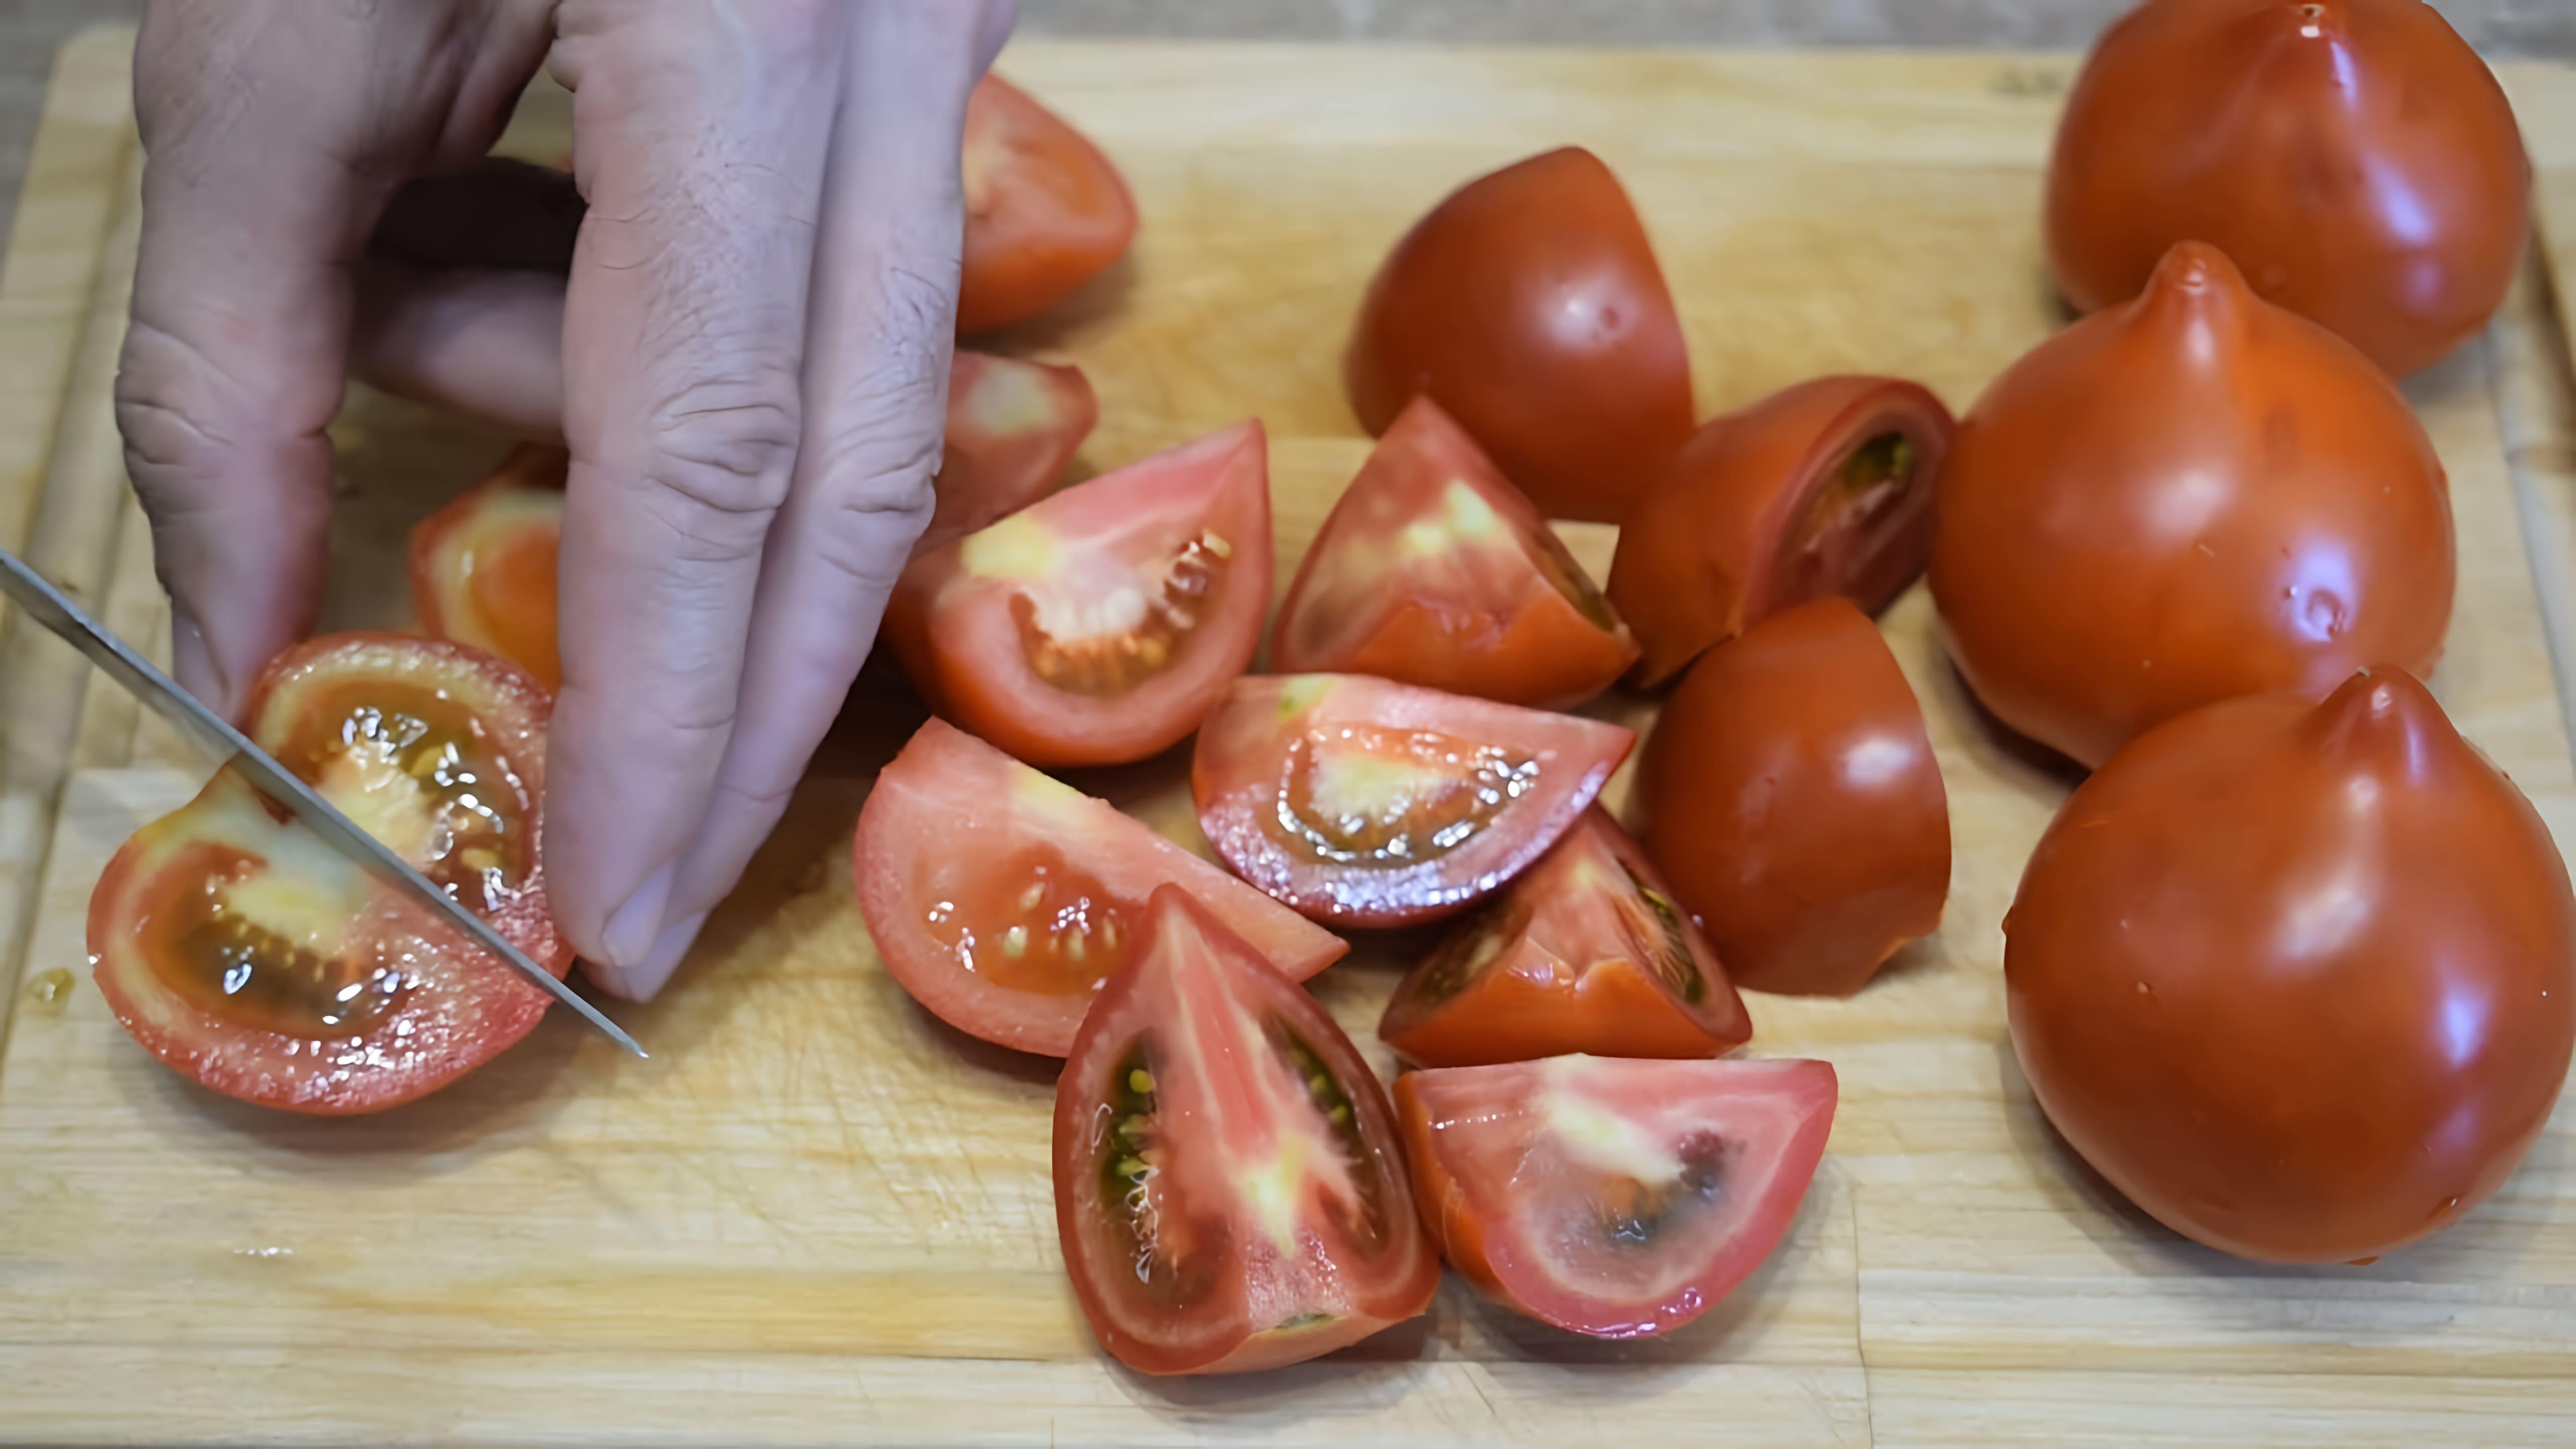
919,351,1099,554
854,717,1347,1057
887,421,1272,768
1608,376,1954,686
958,73,1137,334
410,442,567,689
1191,674,1635,926
1396,1055,1836,1338
1054,885,1438,1374
1269,396,1639,709
1379,808,1749,1067
88,633,570,1114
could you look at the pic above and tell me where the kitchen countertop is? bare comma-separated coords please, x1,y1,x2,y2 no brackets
5,0,2571,257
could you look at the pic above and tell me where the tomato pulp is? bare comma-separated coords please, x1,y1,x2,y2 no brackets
1397,1055,1836,1338
853,718,1346,1057
88,634,571,1114
1054,886,1438,1374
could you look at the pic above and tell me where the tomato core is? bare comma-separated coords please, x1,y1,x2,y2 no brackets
1774,431,1918,609
925,850,1133,997
1012,529,1235,697
1272,726,1540,866
274,681,529,908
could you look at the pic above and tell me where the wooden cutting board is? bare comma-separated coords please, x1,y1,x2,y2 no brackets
8,26,2576,1445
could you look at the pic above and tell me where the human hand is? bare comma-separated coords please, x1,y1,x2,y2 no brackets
116,0,1015,999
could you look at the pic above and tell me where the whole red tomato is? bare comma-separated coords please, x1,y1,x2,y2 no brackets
2006,669,2575,1263
2046,0,2529,378
1929,240,2453,769
1345,147,1693,525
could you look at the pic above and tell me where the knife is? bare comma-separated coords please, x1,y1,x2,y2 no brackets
0,546,647,1059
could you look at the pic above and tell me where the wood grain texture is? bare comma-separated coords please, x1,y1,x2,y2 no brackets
6,29,2576,1446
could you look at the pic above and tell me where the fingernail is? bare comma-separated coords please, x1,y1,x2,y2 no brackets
600,859,677,971
579,910,707,1004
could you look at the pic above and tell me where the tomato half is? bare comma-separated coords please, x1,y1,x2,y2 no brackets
1608,376,1953,687
1396,1055,1836,1338
1635,598,1949,997
887,421,1272,768
1054,885,1438,1374
410,443,569,689
2007,669,2576,1263
1269,395,1639,709
958,72,1138,334
918,351,1098,554
853,717,1347,1057
2046,0,2528,378
1192,674,1635,927
1345,147,1693,525
88,633,570,1114
1379,808,1749,1067
1930,241,2454,769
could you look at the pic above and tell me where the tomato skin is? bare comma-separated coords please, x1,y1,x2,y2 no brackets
886,420,1272,768
1396,1055,1837,1339
2046,0,2528,378
1379,808,1749,1067
1346,148,1693,525
852,717,1346,1057
2007,670,2575,1263
958,73,1137,334
409,444,568,690
1053,886,1437,1374
1636,598,1947,997
1608,376,1952,688
1192,674,1636,927
1929,241,2453,770
1270,396,1638,709
88,633,569,1115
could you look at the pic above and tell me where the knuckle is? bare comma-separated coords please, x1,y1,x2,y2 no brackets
635,370,805,521
114,321,234,508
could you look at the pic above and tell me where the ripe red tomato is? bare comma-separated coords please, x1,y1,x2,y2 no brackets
410,354,1096,688
2006,669,2576,1263
1345,147,1693,525
88,633,570,1114
959,73,1137,334
1635,598,1948,996
2046,0,2529,378
411,443,568,690
1378,808,1750,1068
1608,376,1953,687
1192,674,1635,927
1930,240,2454,769
1269,395,1639,708
884,420,1271,768
1396,1055,1836,1338
1054,885,1438,1374
853,717,1346,1057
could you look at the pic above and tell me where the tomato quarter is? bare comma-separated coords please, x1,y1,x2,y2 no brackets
2046,0,2529,377
1346,147,1693,524
88,633,570,1114
1054,885,1438,1374
1636,598,1949,997
1608,376,1952,687
2006,669,2576,1263
1270,395,1638,708
919,351,1099,554
1379,808,1750,1068
853,717,1346,1057
1930,240,2454,769
410,443,568,690
959,73,1138,334
887,420,1272,767
1192,674,1635,927
1396,1055,1836,1338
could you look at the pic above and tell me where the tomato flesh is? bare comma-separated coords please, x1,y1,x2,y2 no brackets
855,718,1344,1056
409,443,568,689
958,73,1138,334
1381,808,1750,1067
920,351,1098,554
89,633,568,1114
888,421,1272,767
1054,886,1437,1374
1270,395,1638,708
1193,674,1635,926
1396,1055,1836,1338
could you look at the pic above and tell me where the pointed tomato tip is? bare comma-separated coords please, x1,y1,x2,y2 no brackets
2146,239,2248,298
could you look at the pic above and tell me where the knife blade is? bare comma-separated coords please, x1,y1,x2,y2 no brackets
0,546,647,1059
